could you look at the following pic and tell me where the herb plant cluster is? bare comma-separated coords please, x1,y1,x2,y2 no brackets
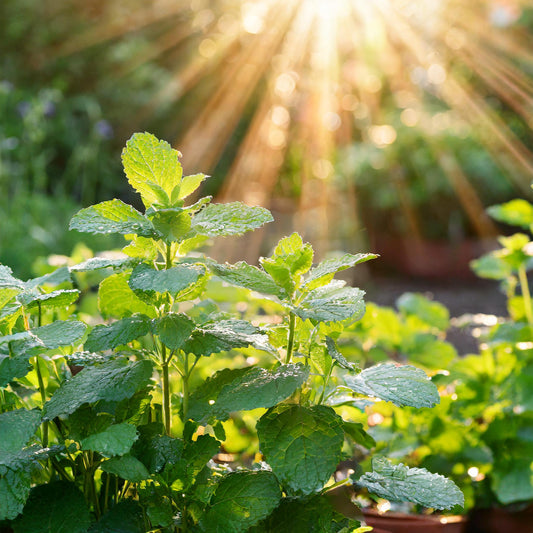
0,133,463,532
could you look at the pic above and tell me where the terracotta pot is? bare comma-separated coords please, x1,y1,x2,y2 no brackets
466,505,533,533
363,509,467,533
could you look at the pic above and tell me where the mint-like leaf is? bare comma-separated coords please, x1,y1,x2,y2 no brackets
182,319,272,357
17,289,79,311
101,454,150,483
487,199,533,229
70,199,156,237
294,281,365,323
357,458,464,510
85,315,151,352
70,256,137,273
81,423,138,458
122,132,183,207
153,313,195,350
190,202,273,237
0,409,41,462
200,471,281,533
188,364,309,423
98,272,156,319
211,261,285,298
344,363,440,408
129,263,205,296
257,405,344,495
43,359,153,420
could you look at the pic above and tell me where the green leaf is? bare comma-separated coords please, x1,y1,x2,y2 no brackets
304,253,378,290
487,199,533,229
131,427,183,475
200,471,281,533
260,233,313,294
98,272,156,319
17,289,79,311
122,132,183,207
0,409,41,463
188,364,309,423
25,267,71,289
70,199,156,237
70,256,137,272
470,253,513,280
182,319,272,357
0,354,33,387
325,336,358,371
0,265,25,291
343,421,376,450
14,481,91,533
0,467,31,521
30,320,87,350
250,494,357,533
257,405,344,495
89,500,145,533
211,262,285,298
43,359,153,420
101,454,150,483
85,315,151,352
396,293,449,331
122,235,159,261
344,363,440,408
148,207,192,243
153,313,195,350
81,423,138,457
294,281,365,323
129,263,205,296
0,288,19,311
357,457,464,510
491,460,533,505
191,202,273,237
179,173,207,200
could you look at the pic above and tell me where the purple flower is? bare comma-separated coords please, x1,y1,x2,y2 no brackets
94,120,114,139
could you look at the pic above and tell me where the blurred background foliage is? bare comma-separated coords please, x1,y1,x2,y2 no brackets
1,0,533,276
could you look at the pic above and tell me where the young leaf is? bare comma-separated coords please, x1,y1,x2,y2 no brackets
211,261,285,298
84,315,151,352
69,199,156,237
325,336,358,371
304,253,378,290
100,455,150,483
260,233,313,294
13,481,91,533
98,272,156,319
487,199,533,229
470,253,513,280
178,172,207,200
200,471,281,533
148,207,192,243
187,364,310,423
190,202,273,237
129,263,205,296
257,405,345,495
122,132,183,207
344,363,440,408
356,457,464,510
81,423,138,457
43,359,153,420
153,313,195,350
294,281,365,323
181,319,272,357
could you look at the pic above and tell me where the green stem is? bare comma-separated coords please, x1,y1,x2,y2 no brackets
182,353,190,423
162,357,171,436
34,356,49,448
518,265,533,326
285,312,296,364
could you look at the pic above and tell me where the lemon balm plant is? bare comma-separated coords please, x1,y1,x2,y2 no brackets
0,133,463,532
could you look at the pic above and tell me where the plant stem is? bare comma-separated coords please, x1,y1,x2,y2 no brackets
518,265,533,326
162,355,172,436
285,312,296,364
182,352,190,422
34,356,49,448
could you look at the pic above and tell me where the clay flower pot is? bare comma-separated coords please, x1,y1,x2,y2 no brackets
467,505,533,533
363,509,467,533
